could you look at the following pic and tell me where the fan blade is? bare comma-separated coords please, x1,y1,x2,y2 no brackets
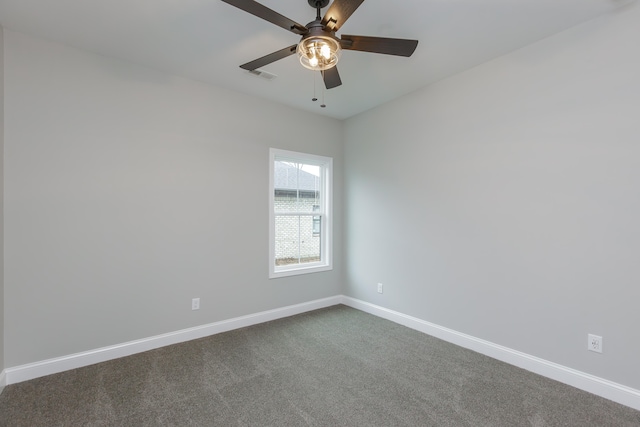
221,0,308,35
240,45,298,71
321,0,365,32
341,35,418,57
322,67,342,89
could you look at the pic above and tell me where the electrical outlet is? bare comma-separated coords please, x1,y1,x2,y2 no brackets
377,283,383,294
588,334,602,353
192,298,200,311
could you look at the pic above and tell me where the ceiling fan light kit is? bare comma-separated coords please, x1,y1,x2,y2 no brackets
298,35,341,71
221,0,418,90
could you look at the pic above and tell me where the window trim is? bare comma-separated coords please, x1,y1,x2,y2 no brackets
269,148,333,279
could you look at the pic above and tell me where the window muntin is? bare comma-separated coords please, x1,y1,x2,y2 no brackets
269,149,332,278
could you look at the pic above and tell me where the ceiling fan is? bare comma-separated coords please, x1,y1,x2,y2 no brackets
221,0,419,89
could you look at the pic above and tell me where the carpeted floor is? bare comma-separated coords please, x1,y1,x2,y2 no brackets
1,305,639,426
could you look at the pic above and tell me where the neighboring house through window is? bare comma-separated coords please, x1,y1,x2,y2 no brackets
269,148,332,278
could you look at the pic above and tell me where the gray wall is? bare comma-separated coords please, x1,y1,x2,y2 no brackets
344,3,640,390
3,30,343,367
0,25,5,384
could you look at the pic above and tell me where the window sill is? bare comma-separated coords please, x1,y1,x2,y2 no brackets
269,264,332,279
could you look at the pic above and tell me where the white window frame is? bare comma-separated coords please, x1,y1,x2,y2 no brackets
269,148,333,279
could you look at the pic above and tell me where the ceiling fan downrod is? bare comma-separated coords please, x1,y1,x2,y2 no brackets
309,0,331,12
311,0,328,20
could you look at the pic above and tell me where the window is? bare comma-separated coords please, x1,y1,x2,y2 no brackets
269,148,332,278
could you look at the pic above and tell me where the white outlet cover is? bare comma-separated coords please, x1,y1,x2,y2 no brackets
588,334,603,353
192,298,200,310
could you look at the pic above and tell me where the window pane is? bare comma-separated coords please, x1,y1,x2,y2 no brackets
274,161,321,213
275,215,321,266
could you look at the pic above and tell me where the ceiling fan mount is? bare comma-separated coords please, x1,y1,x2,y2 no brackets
308,0,330,9
221,0,419,89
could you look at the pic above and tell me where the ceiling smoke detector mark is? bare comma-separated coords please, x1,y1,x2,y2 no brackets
247,69,277,81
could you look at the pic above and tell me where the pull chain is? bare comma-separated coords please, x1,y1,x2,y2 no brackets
311,72,326,108
312,72,318,102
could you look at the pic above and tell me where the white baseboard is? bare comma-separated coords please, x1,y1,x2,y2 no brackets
0,369,6,396
340,296,640,411
5,296,342,385
5,294,640,412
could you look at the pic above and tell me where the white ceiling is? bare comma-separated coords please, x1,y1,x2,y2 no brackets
0,0,631,119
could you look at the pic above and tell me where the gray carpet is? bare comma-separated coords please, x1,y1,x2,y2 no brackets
1,305,639,426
